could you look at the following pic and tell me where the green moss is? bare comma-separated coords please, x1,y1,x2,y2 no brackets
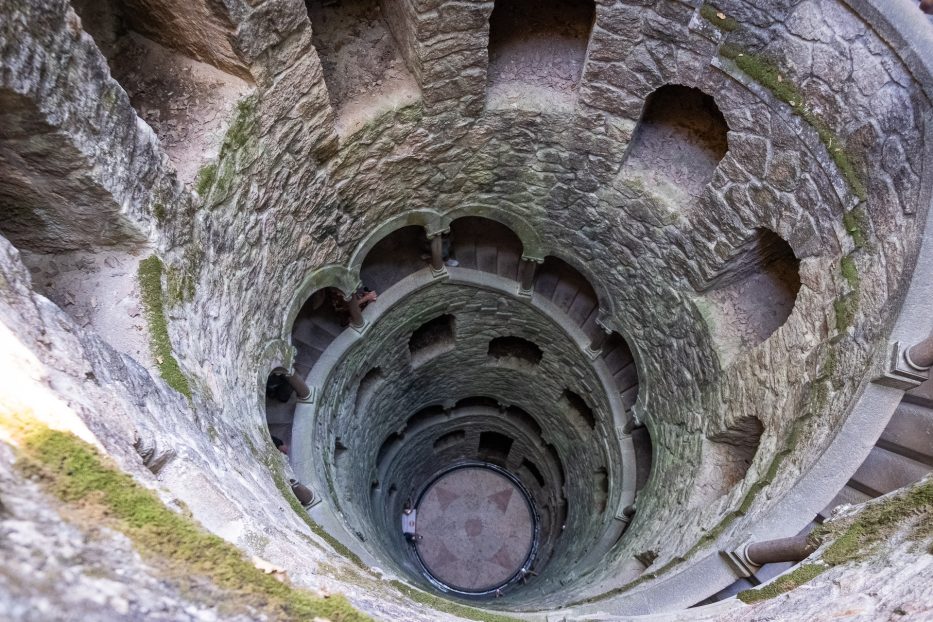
738,480,933,603
222,98,257,153
164,246,202,307
195,163,217,196
720,48,867,200
257,439,367,570
737,563,826,603
12,423,369,622
388,581,523,622
834,295,858,331
842,207,870,249
840,256,860,290
152,202,167,224
699,4,737,31
138,256,192,398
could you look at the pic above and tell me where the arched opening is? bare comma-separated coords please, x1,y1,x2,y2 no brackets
479,430,514,464
376,431,404,469
630,425,653,492
505,406,543,437
434,429,467,453
455,396,501,410
406,405,447,430
488,335,544,368
292,287,349,377
698,228,801,363
360,225,429,294
409,314,456,367
486,0,596,113
533,256,601,341
448,216,524,280
601,332,640,411
303,0,420,134
622,84,729,201
356,367,385,411
560,389,596,430
264,369,295,457
69,0,251,185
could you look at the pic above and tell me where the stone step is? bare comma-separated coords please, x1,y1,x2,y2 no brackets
877,400,933,466
848,445,931,498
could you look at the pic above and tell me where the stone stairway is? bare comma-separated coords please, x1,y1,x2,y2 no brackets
700,378,933,604
292,302,345,377
449,216,523,281
820,380,933,516
532,257,601,341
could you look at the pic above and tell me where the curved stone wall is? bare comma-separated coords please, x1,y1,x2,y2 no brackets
2,0,932,619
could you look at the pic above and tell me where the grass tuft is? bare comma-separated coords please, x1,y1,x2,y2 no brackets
737,563,826,603
138,256,192,398
8,420,370,622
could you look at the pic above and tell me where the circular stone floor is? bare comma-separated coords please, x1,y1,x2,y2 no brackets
415,466,534,593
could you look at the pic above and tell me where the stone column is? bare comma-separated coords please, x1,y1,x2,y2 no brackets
906,331,933,370
284,370,312,402
743,535,816,566
587,327,611,357
518,258,541,296
347,292,365,329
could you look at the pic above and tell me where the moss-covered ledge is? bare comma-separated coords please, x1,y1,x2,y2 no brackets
738,476,933,603
1,413,369,622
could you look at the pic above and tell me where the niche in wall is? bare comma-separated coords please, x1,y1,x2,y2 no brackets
69,0,252,185
521,459,546,487
622,84,729,202
695,416,764,502
355,367,385,412
376,431,403,469
479,431,514,464
0,88,150,362
486,0,595,113
434,429,467,453
630,425,653,492
409,314,456,367
304,0,420,136
696,228,801,365
560,389,596,430
488,335,543,369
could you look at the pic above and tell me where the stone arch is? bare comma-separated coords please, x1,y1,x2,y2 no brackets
347,209,443,275
283,264,359,341
441,206,544,261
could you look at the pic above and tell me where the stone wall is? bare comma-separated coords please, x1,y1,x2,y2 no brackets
0,0,931,617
